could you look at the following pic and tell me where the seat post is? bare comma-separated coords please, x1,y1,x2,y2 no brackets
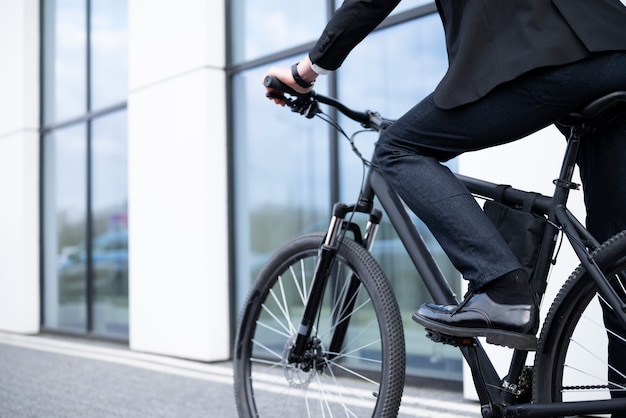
552,90,626,205
552,127,582,206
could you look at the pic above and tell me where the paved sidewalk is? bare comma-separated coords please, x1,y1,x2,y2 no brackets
0,331,480,417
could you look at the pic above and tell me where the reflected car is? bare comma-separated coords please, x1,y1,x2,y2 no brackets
58,229,128,303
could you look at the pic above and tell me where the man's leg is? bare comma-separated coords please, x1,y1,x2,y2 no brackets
578,122,626,399
374,52,626,347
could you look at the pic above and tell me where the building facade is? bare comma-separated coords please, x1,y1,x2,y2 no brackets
0,0,587,392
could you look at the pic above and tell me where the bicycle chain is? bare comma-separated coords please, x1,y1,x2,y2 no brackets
562,384,610,390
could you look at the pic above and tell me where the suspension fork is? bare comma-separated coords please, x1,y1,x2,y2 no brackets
327,208,383,360
288,202,381,363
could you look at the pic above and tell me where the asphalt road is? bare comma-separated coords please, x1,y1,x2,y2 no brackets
0,331,480,417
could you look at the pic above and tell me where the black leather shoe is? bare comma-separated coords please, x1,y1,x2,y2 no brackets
412,292,538,350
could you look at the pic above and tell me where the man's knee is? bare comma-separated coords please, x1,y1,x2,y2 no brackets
373,129,396,167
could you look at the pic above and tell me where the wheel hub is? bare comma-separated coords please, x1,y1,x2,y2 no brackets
282,337,328,388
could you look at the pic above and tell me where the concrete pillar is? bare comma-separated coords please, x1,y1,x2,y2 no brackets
127,0,229,361
0,0,40,334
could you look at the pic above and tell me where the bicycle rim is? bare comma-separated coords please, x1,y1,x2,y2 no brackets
234,233,405,417
534,231,626,411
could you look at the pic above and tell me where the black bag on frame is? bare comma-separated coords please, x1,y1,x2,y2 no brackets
483,187,547,279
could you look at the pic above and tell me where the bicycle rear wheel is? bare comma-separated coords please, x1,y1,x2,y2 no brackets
534,230,626,413
234,232,405,417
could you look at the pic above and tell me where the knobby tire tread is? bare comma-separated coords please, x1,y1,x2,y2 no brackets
233,232,406,417
533,230,626,405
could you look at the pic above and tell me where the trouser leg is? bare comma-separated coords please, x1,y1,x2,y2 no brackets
374,52,626,291
578,123,626,399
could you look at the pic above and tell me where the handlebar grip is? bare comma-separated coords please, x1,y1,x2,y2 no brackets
264,75,301,96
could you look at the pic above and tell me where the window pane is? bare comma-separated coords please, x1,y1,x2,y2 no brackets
232,61,331,309
90,0,128,110
337,14,463,381
43,0,87,125
91,110,128,338
390,0,436,14
334,0,435,15
230,1,326,63
43,124,88,332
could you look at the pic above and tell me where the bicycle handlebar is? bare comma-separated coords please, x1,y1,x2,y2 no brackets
264,75,393,131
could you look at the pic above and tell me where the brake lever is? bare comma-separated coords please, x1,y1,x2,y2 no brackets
266,91,292,104
264,76,320,118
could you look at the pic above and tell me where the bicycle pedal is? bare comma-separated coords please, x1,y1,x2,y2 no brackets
425,329,475,347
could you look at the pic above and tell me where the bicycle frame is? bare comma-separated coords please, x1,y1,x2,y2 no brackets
291,137,626,417
266,80,626,416
365,154,626,417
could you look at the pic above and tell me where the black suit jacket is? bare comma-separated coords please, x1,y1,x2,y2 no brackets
309,0,626,109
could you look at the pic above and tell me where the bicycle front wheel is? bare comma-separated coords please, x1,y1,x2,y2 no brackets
234,232,405,417
534,230,626,411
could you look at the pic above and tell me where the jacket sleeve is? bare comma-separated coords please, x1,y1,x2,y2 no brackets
308,0,401,71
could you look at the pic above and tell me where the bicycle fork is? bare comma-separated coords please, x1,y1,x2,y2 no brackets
288,202,381,365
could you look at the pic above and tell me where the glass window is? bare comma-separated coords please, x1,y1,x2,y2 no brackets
230,1,326,64
42,0,128,340
91,110,128,337
232,60,331,307
43,0,87,125
43,124,88,332
90,0,128,110
231,1,462,382
337,15,461,380
390,0,437,14
334,0,436,15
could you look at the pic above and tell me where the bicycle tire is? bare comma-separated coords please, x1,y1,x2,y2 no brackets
233,232,406,417
534,230,626,411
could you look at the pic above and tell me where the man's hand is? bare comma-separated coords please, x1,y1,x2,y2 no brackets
263,57,318,106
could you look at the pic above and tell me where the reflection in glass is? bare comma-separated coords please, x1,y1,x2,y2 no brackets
43,0,87,125
90,0,128,111
42,0,129,340
389,0,436,14
334,0,435,15
337,14,463,381
232,61,331,311
230,1,325,63
43,124,88,332
91,111,129,338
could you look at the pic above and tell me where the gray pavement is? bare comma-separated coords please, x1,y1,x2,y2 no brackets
0,331,480,417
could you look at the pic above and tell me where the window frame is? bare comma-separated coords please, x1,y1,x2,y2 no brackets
40,0,129,341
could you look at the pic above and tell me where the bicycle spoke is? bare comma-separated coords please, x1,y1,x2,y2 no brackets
325,339,383,365
321,294,372,341
322,361,381,405
267,282,296,334
276,276,294,333
260,302,292,336
535,234,626,416
255,319,292,339
251,339,283,361
250,356,283,367
314,372,360,418
235,233,404,417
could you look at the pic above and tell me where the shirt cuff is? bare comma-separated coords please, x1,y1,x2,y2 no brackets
310,61,332,75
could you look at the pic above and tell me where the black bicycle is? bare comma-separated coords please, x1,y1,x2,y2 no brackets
233,76,626,417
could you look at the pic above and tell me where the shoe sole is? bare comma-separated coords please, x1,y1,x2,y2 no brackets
412,312,537,351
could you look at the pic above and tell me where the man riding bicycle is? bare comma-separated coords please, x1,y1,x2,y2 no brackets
264,0,626,354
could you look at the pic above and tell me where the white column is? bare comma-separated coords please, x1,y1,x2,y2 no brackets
0,0,40,334
127,0,229,361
